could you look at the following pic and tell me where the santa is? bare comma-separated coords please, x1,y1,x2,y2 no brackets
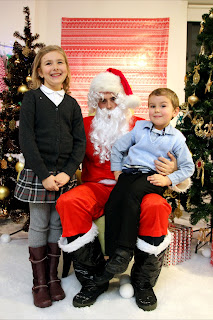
56,68,188,311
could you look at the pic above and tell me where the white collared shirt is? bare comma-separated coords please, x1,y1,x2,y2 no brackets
40,84,65,106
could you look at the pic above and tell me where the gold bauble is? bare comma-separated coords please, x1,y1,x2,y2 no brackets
188,93,199,107
26,75,32,82
17,84,29,93
15,58,20,64
0,185,10,200
15,161,25,173
7,155,13,162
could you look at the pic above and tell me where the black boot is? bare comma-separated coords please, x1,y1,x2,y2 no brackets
94,246,133,285
131,246,166,311
72,237,109,308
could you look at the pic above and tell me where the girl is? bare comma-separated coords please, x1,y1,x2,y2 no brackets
14,45,86,308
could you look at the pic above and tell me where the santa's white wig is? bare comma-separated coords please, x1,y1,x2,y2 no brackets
87,68,141,114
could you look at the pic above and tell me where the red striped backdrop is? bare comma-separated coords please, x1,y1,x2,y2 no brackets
61,17,169,118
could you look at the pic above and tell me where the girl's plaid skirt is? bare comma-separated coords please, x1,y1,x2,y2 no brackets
14,168,77,203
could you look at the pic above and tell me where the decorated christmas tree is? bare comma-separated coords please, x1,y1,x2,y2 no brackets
0,7,44,226
165,8,213,232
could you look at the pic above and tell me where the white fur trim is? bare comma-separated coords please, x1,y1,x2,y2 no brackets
169,178,192,193
58,222,99,253
136,230,172,256
89,72,125,96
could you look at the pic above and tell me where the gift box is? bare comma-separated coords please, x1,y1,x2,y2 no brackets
163,222,193,267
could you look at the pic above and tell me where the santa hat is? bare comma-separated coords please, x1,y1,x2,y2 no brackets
87,68,141,111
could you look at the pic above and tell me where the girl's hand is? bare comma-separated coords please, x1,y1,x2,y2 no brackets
154,151,177,175
114,171,122,181
147,174,172,187
54,172,70,188
42,175,59,191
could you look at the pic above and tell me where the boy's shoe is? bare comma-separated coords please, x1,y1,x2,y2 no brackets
94,247,133,285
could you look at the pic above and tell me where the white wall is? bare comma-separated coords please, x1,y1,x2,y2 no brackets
0,0,212,104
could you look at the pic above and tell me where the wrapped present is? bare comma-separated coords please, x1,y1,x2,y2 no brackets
163,222,193,267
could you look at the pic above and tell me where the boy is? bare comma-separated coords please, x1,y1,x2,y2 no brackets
95,88,195,285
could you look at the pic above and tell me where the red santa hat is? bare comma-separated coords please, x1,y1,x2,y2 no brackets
87,68,141,111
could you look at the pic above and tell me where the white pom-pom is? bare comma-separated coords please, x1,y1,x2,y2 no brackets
120,274,131,286
201,247,211,258
119,283,134,299
0,233,11,243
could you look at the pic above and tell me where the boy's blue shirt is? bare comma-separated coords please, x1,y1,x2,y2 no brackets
111,120,195,186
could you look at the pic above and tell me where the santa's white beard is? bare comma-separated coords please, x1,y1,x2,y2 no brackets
90,106,131,163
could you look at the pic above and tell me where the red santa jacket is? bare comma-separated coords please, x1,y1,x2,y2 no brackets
81,115,144,183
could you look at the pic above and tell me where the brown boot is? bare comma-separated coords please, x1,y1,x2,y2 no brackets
47,243,65,301
29,246,52,308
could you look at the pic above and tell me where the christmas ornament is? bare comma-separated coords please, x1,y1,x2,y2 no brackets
0,159,8,169
119,283,134,299
0,207,8,218
203,120,213,139
184,74,188,86
173,199,183,218
17,84,29,93
14,57,20,64
209,10,213,18
0,122,6,132
199,44,205,55
195,158,205,186
198,228,211,243
201,247,211,258
0,233,11,243
204,71,212,94
208,52,213,59
0,185,10,200
193,65,200,85
15,161,25,181
7,155,13,162
186,195,191,211
181,103,193,120
22,46,31,57
193,116,204,137
26,75,32,82
199,20,205,33
188,93,199,107
9,118,16,131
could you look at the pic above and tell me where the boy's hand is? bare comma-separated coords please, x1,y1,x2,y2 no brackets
42,175,59,191
114,171,122,181
147,174,172,187
154,151,177,175
54,172,70,188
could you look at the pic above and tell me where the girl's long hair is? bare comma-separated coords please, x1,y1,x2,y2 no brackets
31,45,71,94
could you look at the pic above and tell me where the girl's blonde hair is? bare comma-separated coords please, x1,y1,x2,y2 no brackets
31,45,71,94
148,88,179,110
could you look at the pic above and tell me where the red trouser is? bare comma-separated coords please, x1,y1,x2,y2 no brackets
56,182,171,238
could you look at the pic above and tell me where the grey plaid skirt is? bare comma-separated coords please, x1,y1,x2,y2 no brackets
14,168,77,203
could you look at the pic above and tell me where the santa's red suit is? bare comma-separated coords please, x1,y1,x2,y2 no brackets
56,115,171,240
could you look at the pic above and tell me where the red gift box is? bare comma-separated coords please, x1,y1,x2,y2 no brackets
163,222,193,267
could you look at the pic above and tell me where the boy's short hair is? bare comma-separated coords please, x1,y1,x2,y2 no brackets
148,88,179,110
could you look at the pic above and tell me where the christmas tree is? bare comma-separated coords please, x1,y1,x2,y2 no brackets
165,8,213,231
0,7,44,226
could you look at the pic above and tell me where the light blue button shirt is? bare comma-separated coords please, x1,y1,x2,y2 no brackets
111,120,195,186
